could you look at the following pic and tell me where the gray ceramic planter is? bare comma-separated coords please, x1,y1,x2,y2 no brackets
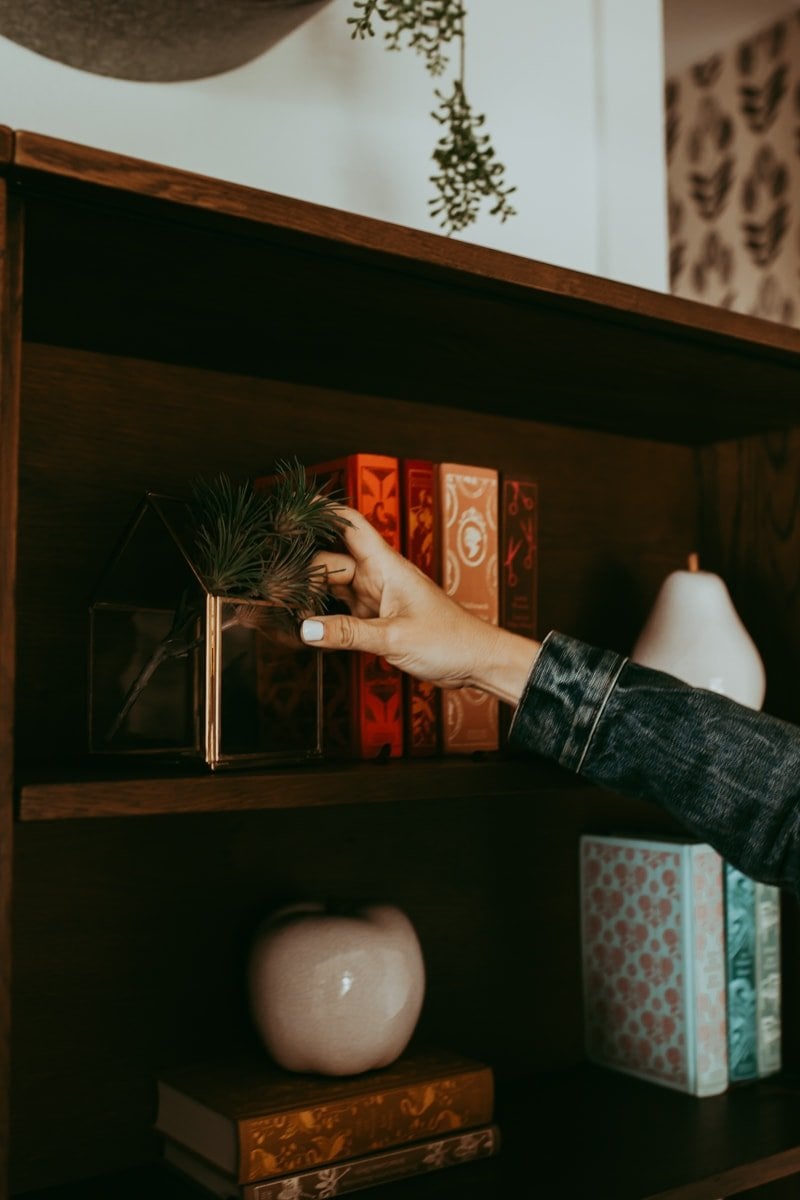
0,0,335,80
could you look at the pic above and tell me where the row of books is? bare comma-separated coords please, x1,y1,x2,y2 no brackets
256,452,538,761
156,1046,500,1198
579,833,782,1097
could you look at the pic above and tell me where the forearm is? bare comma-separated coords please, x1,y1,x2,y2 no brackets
468,625,541,706
510,631,800,896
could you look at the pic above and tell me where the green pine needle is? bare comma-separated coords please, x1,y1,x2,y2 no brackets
192,474,274,596
268,457,351,546
191,461,351,617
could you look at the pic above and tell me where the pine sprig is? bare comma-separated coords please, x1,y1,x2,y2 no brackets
267,458,350,548
257,530,328,613
192,474,275,596
191,461,350,617
348,0,516,236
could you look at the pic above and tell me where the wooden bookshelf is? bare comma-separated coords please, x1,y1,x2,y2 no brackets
3,125,800,1198
16,758,573,821
18,1073,800,1199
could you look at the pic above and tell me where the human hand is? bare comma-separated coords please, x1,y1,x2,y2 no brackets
299,506,540,705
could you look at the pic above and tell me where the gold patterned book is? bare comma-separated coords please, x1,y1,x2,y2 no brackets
163,1123,502,1199
155,1046,494,1184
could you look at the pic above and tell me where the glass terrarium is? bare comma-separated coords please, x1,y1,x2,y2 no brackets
89,492,322,770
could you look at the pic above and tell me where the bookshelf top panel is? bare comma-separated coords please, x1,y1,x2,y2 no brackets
5,126,800,445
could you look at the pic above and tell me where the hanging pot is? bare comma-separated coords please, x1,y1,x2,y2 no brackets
0,0,335,81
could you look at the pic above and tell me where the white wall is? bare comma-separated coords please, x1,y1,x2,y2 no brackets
594,0,668,290
0,0,669,290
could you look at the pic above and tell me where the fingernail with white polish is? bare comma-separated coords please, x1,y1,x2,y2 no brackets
301,619,325,643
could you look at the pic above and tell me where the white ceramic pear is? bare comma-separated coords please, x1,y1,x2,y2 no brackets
631,554,765,710
248,901,426,1076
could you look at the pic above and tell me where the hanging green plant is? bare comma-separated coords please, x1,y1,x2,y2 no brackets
348,0,517,235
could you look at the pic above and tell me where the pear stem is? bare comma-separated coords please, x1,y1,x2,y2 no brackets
687,551,700,572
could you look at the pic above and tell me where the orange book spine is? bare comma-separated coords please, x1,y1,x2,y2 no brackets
311,454,403,759
400,458,440,756
237,1067,495,1182
436,463,499,754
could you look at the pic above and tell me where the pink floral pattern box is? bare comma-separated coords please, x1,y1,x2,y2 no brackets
580,835,728,1096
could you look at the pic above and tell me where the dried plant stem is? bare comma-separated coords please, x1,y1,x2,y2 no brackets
104,610,270,745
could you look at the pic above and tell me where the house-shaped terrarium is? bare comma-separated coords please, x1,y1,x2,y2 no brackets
89,472,342,770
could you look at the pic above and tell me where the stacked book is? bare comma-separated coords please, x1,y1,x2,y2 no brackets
579,833,782,1097
256,452,539,762
156,1046,500,1199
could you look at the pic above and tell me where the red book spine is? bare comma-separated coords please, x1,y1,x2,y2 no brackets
500,475,538,637
311,454,403,760
400,459,440,756
499,473,538,738
436,463,499,754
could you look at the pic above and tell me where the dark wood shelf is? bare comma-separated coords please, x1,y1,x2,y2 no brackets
15,756,578,821
5,124,800,1199
16,1069,800,1200
4,128,800,445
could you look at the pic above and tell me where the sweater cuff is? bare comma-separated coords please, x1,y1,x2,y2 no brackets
508,631,627,772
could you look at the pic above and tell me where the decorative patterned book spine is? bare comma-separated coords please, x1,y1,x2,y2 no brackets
580,834,728,1097
157,1049,494,1184
165,1125,501,1200
499,472,538,739
724,861,759,1081
308,453,404,760
236,1066,494,1182
755,878,782,1077
401,458,440,756
155,1060,494,1180
436,463,499,753
723,863,782,1081
499,474,538,637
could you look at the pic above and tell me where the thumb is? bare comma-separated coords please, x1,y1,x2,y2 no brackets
300,614,391,658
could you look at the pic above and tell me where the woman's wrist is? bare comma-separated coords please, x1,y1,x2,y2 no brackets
469,626,541,706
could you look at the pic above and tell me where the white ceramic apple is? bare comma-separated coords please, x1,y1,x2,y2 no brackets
248,901,426,1076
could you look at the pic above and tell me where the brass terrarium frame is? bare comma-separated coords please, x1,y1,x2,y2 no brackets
88,492,322,771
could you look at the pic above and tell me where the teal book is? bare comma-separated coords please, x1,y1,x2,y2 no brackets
723,862,782,1081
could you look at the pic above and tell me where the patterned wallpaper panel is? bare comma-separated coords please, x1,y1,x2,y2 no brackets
667,10,800,326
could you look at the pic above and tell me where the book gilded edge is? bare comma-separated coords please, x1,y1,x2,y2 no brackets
164,1123,501,1200
156,1047,495,1183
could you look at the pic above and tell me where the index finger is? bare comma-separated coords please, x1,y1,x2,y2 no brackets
331,505,394,562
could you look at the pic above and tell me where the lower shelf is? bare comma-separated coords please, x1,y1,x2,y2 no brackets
15,1067,800,1200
